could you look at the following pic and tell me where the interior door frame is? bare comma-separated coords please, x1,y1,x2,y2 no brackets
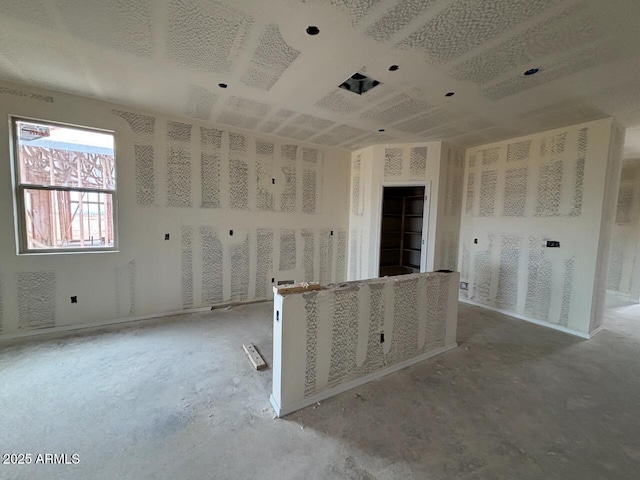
375,181,431,277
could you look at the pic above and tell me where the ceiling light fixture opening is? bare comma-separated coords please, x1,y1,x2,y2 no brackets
378,128,385,132
445,92,455,97
524,68,539,76
306,26,320,35
339,72,381,95
218,83,228,88
388,65,399,71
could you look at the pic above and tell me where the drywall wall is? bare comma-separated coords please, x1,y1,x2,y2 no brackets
271,271,459,416
0,80,350,337
435,144,466,272
459,118,624,336
589,122,626,331
347,142,465,280
607,161,640,303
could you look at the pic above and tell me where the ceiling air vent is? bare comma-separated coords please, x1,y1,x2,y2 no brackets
339,72,381,95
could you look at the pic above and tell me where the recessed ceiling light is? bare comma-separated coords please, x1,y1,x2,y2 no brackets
524,68,539,76
218,83,228,88
378,128,385,132
445,92,455,97
306,26,320,35
388,65,399,71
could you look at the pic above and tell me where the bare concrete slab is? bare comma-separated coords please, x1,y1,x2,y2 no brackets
0,302,638,480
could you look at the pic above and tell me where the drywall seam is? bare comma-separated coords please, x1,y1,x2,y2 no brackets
112,109,156,205
201,227,224,305
181,226,194,308
115,260,136,318
230,233,250,301
0,87,53,102
228,132,250,210
17,272,56,330
166,121,193,207
255,228,274,298
201,127,223,208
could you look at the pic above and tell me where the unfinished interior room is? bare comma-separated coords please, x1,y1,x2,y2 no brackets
1,0,639,478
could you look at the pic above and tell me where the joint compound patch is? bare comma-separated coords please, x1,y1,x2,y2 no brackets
17,272,56,330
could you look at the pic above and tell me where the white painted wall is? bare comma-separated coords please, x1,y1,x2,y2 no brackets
271,271,459,416
458,118,623,336
607,161,640,303
0,81,350,338
347,142,465,280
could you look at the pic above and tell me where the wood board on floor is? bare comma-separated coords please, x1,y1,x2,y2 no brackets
243,343,267,370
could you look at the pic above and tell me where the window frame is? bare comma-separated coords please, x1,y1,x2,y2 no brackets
10,115,119,255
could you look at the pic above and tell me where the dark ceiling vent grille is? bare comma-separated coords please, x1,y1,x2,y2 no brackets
339,72,381,95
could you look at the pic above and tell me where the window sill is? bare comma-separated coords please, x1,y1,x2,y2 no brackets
17,249,120,256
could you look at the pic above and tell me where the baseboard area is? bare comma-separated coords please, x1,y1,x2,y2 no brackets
588,324,605,338
459,298,595,339
0,298,271,343
272,343,458,417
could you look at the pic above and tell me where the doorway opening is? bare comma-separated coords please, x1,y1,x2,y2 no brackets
379,185,428,277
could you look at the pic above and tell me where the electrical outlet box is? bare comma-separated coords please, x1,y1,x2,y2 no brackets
546,240,560,248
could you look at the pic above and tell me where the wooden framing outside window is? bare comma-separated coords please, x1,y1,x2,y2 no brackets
11,117,118,253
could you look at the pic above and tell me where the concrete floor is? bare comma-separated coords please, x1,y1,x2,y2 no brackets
1,302,639,480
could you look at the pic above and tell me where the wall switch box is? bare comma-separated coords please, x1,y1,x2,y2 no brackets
164,233,170,240
546,241,560,248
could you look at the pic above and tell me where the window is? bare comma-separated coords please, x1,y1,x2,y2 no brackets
11,117,117,253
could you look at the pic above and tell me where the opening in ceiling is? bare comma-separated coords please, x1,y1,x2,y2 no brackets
339,72,381,96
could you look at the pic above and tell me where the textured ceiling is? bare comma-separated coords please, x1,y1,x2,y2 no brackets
1,0,640,152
